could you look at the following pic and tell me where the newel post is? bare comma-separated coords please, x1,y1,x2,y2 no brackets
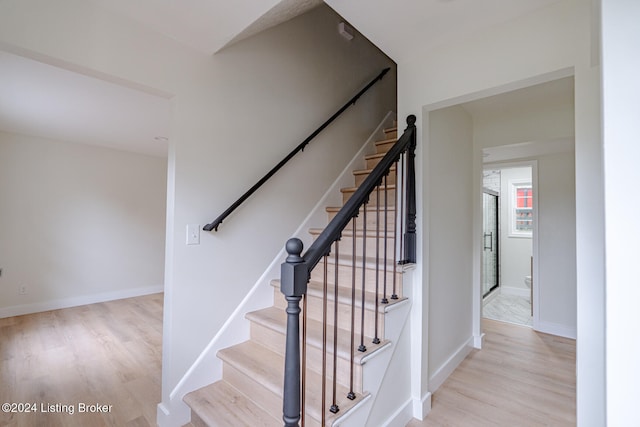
404,114,417,264
280,238,308,427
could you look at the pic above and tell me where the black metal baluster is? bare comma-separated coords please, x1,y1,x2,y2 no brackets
348,218,356,400
359,202,367,353
321,253,328,427
373,183,381,345
301,292,307,427
331,240,340,414
382,174,389,305
392,160,399,300
398,152,406,264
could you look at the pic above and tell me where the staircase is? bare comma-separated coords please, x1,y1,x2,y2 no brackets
184,123,411,427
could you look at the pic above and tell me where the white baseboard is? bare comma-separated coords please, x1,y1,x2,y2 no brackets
500,285,530,298
0,284,163,319
473,332,485,349
381,397,417,427
535,320,576,340
411,392,432,421
428,336,474,392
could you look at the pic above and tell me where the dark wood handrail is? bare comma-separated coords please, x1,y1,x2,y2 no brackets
203,67,391,232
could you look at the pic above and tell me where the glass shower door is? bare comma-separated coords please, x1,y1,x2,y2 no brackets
483,191,499,297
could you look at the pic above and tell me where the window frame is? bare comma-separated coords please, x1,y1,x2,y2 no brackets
509,179,533,237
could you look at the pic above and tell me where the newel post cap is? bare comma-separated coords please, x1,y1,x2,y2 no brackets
281,238,308,296
285,238,304,263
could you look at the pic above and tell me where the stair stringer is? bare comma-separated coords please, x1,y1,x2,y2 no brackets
158,111,395,427
331,296,412,427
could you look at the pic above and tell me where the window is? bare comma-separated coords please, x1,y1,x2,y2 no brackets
510,181,533,237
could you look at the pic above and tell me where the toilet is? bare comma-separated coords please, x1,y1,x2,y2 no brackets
524,275,532,288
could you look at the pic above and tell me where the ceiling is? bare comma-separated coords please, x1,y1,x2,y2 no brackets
90,0,323,54
0,0,565,158
0,50,171,158
324,0,563,62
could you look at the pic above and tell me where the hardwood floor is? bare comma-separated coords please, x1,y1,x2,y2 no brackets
0,293,163,427
407,319,576,427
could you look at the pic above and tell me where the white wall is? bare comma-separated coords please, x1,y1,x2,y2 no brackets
602,1,640,424
394,0,602,422
426,105,474,388
164,6,396,410
537,151,576,335
498,167,533,293
0,131,167,316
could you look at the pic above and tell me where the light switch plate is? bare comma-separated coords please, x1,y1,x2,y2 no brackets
187,224,200,245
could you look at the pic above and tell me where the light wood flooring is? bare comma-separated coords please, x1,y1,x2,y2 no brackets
407,319,576,427
0,293,163,427
0,296,575,427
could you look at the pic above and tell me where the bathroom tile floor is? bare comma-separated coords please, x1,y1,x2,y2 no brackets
483,293,532,327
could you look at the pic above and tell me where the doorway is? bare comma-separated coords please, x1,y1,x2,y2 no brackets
481,165,534,328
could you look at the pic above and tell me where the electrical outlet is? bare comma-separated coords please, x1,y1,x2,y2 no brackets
19,285,28,295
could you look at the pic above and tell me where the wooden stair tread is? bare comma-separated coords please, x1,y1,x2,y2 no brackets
218,341,283,396
364,152,386,160
325,206,396,213
308,227,398,238
352,165,396,176
340,183,396,193
246,306,390,363
184,381,281,427
217,341,367,424
374,137,397,146
270,279,406,312
305,280,406,311
313,252,406,270
383,126,397,134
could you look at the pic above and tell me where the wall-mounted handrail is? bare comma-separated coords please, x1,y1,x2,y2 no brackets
280,115,417,426
203,67,391,232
